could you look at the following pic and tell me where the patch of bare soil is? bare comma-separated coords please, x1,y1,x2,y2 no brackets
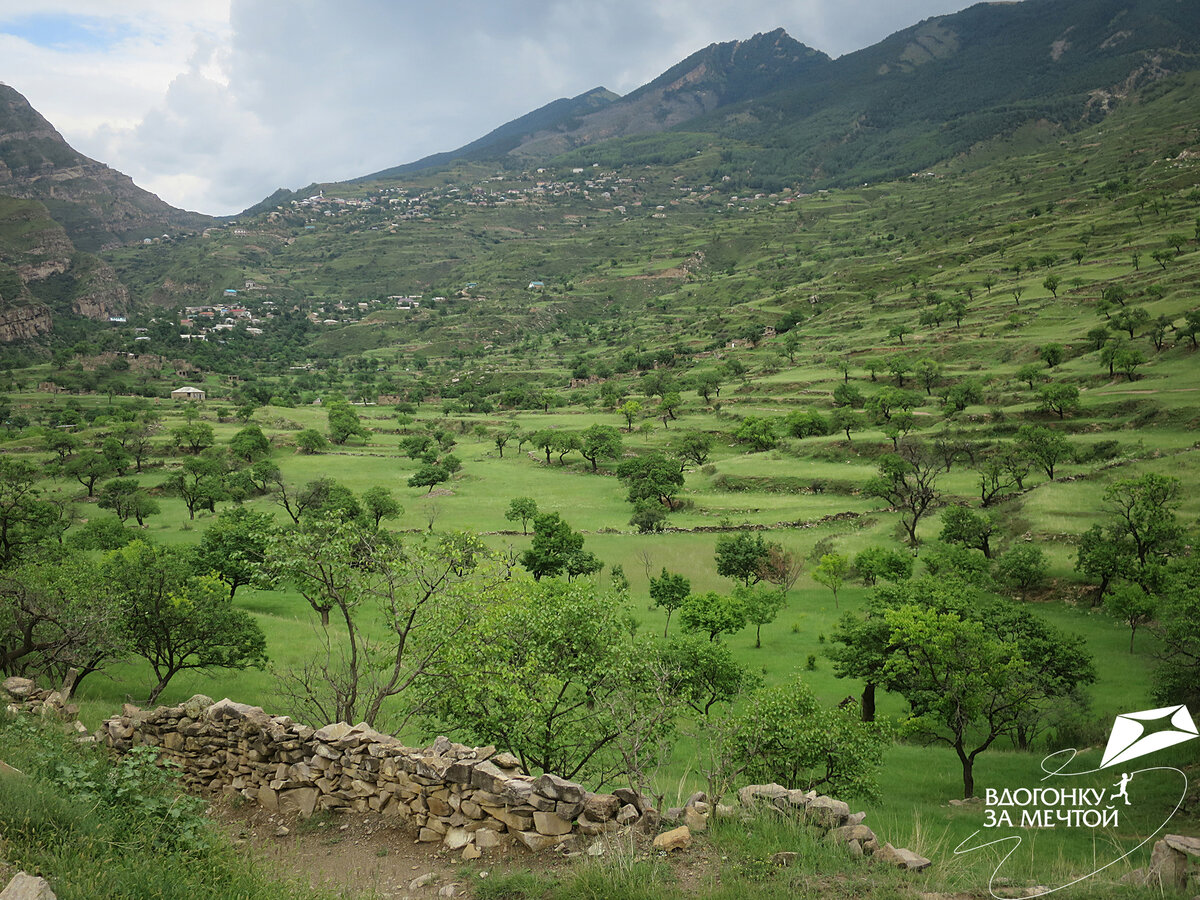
211,801,714,899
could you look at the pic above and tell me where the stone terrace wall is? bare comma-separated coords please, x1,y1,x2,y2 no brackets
96,695,643,856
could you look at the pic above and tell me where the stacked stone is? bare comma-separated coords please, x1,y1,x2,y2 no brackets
737,783,931,871
96,696,634,857
0,676,89,740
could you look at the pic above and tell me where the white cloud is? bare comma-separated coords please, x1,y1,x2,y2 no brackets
1,0,971,215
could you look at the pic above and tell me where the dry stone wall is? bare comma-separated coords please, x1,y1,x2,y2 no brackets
2,677,930,871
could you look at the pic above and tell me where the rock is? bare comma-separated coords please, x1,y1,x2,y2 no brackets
462,843,482,860
738,783,788,807
772,851,798,867
616,803,640,825
409,873,436,890
830,824,875,845
515,830,568,852
438,885,461,898
277,787,319,818
1163,834,1200,857
685,790,708,807
533,810,573,836
273,825,290,837
715,803,737,819
846,811,867,826
583,792,621,821
443,827,471,850
475,829,503,850
533,773,584,803
683,806,709,833
873,843,932,871
417,828,442,842
1,677,35,700
847,839,864,859
664,806,683,823
652,825,691,852
587,840,606,857
806,796,850,828
1149,838,1189,890
0,874,57,900
181,694,214,718
492,751,523,769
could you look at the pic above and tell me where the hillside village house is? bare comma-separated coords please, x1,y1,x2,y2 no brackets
171,386,206,401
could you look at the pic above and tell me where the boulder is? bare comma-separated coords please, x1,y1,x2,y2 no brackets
443,827,471,850
1,678,35,700
616,803,640,825
738,783,788,807
652,825,691,852
1148,837,1190,890
873,843,932,871
830,824,876,845
533,773,584,803
583,792,621,822
683,806,709,833
0,873,57,899
771,851,798,867
806,796,850,829
277,787,319,818
462,844,482,861
532,810,572,836
515,830,568,852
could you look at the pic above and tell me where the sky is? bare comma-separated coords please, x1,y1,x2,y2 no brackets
0,0,971,216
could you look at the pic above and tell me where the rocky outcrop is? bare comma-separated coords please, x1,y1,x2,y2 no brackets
0,872,58,899
70,256,128,321
1122,834,1200,890
0,303,51,342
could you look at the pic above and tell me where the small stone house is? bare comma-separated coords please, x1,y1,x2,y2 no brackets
171,386,206,401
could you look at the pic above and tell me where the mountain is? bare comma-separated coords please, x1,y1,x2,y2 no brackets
349,0,1200,192
0,84,211,250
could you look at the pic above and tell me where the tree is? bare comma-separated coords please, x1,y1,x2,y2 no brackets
737,584,786,648
408,463,449,493
649,568,690,636
784,409,829,438
659,391,682,424
44,429,81,463
425,578,664,782
714,532,770,586
194,507,275,598
1039,342,1064,368
1150,556,1200,707
619,400,642,431
680,590,747,641
504,496,538,535
1098,474,1182,591
362,486,402,529
579,424,623,472
831,407,861,442
695,372,721,404
1111,306,1150,340
863,441,949,545
229,424,270,461
271,521,507,730
1073,524,1124,606
1113,347,1145,381
1016,425,1070,480
64,450,113,497
521,512,593,581
852,546,912,586
721,677,889,801
757,544,804,591
1043,274,1060,298
812,553,850,607
629,499,668,533
913,358,942,395
1037,383,1080,419
994,544,1047,601
105,540,267,704
617,451,685,510
1014,363,1043,390
734,416,777,451
492,428,514,458
327,400,370,445
295,428,329,454
165,454,227,519
171,422,215,454
531,429,557,464
101,436,132,476
1105,583,1156,653
939,505,996,558
670,431,713,468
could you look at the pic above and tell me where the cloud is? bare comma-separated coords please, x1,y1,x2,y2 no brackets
2,0,971,215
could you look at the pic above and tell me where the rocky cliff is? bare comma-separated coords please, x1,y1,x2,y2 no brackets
0,84,211,250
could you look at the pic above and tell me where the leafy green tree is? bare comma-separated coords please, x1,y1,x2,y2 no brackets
171,422,215,454
100,436,132,476
649,568,690,636
1105,583,1156,653
939,505,996,559
326,399,370,445
812,553,850,607
97,478,144,523
680,590,747,641
832,382,864,408
659,391,682,423
504,496,539,535
863,441,949,545
737,584,786,648
629,499,668,533
579,424,623,472
695,372,721,404
165,454,227,519
1016,425,1070,480
852,546,913,586
194,507,275,598
784,409,829,438
831,407,861,442
229,424,270,461
1098,474,1183,592
913,358,942,395
64,450,113,497
492,428,514,458
994,544,1047,600
1042,274,1060,298
532,429,557,464
617,451,685,510
714,532,770,586
1015,364,1042,391
1037,383,1080,419
1039,342,1064,368
408,463,449,493
425,578,664,782
44,429,81,463
619,400,642,432
105,540,267,704
733,416,777,451
1113,347,1145,381
1150,556,1200,706
521,512,592,581
362,486,402,529
722,677,889,801
1074,524,1123,605
669,430,713,468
